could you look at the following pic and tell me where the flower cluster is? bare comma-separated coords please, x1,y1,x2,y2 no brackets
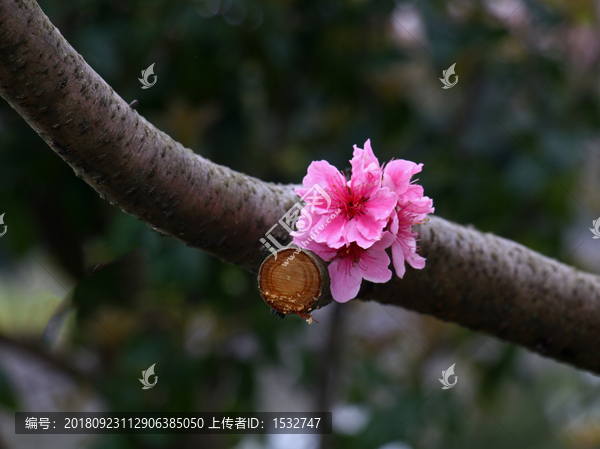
292,140,434,302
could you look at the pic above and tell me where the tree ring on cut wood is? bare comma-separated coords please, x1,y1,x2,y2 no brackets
258,247,326,322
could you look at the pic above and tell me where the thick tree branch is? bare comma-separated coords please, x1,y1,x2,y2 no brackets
0,0,297,272
370,218,600,373
1,0,600,373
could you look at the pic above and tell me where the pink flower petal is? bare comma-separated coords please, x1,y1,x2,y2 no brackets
329,258,362,303
363,187,397,220
391,240,407,278
344,218,370,248
406,251,426,270
360,247,392,284
383,160,423,198
289,206,320,238
351,139,381,175
295,160,345,208
310,214,347,248
371,231,396,250
402,196,434,215
354,215,389,248
350,141,383,197
388,209,398,234
399,184,424,204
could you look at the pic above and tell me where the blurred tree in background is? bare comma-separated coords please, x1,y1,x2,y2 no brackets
1,0,600,448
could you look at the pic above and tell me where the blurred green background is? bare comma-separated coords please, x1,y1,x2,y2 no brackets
1,0,600,448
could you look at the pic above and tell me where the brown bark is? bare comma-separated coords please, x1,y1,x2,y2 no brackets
365,217,600,373
0,0,296,272
1,0,600,373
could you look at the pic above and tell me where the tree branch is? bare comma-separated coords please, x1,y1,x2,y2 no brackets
1,0,600,373
367,218,600,372
0,0,297,272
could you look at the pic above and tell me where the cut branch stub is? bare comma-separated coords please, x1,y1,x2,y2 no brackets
258,247,332,323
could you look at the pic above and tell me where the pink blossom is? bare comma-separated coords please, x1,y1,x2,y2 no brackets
293,139,397,249
303,232,396,303
288,141,433,304
383,160,434,278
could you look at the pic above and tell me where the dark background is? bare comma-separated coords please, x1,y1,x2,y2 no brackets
1,0,600,448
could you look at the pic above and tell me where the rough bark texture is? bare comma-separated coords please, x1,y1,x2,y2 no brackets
2,0,600,373
363,217,600,372
0,0,297,272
